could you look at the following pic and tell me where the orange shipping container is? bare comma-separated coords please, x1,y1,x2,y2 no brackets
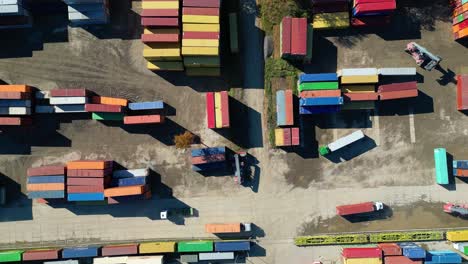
0,85,31,93
67,160,113,170
27,183,65,191
91,96,128,107
205,223,241,233
104,185,146,197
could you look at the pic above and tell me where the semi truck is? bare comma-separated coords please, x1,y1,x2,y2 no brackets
160,207,195,220
205,222,252,234
336,202,384,216
319,130,365,156
444,203,468,217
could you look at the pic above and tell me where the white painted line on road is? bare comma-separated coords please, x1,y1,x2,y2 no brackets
409,107,416,143
372,109,380,146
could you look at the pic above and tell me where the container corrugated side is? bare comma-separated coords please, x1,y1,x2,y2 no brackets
139,242,176,253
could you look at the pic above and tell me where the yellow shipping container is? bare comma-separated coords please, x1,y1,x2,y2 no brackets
139,242,176,253
344,257,382,264
183,23,220,32
182,15,220,24
341,75,379,84
185,67,220,77
341,85,376,93
182,39,219,47
142,1,179,9
275,129,284,146
143,28,179,35
215,92,222,128
147,61,184,71
182,47,219,55
447,230,468,241
143,43,180,58
313,12,350,29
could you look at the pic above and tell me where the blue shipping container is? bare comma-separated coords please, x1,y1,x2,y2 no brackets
128,101,164,110
276,90,286,126
425,251,462,263
455,160,468,169
214,241,251,252
300,97,343,106
192,161,227,172
299,73,338,84
399,243,426,259
27,176,65,184
67,193,104,201
62,246,99,258
191,147,226,157
112,176,147,187
300,105,341,114
28,190,65,199
0,100,31,107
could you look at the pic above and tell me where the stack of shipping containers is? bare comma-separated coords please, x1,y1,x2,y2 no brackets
275,90,299,147
280,17,312,62
453,0,468,40
48,88,89,113
456,73,468,110
378,67,418,101
0,84,32,126
63,0,109,26
108,168,151,204
141,0,183,71
66,160,112,202
182,0,221,76
377,243,421,264
206,91,229,129
274,127,300,147
453,160,468,177
341,247,382,264
311,0,350,29
0,0,31,29
124,101,165,125
340,68,378,110
27,165,66,199
91,96,127,121
398,243,426,260
191,147,226,171
351,0,396,27
298,73,342,114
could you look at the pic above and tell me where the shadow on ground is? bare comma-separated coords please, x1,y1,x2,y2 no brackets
376,90,434,116
342,204,393,223
323,135,377,163
0,172,33,222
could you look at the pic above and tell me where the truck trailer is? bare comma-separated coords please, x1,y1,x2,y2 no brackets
319,130,365,156
205,222,252,233
336,202,384,216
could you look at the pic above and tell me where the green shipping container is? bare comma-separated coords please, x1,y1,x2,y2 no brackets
92,112,124,121
0,250,23,262
304,24,313,62
299,82,339,91
464,245,468,255
229,13,239,53
434,148,449,184
183,56,220,68
177,241,213,252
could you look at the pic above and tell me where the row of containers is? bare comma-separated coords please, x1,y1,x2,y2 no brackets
27,161,151,203
0,86,166,126
452,0,468,40
280,17,313,62
205,91,230,129
275,89,300,147
456,73,468,110
0,240,252,263
63,0,109,26
191,147,226,172
341,244,463,264
453,160,468,177
298,67,418,114
433,149,468,185
0,0,32,29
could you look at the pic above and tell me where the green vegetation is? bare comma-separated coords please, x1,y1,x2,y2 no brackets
258,0,306,34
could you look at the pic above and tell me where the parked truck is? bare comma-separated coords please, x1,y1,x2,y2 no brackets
336,202,384,216
319,130,365,156
160,207,195,220
205,223,252,234
444,203,468,217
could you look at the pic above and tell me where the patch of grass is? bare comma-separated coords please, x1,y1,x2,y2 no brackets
258,0,306,35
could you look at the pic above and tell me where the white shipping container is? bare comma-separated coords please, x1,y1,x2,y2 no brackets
35,105,55,113
93,257,128,264
35,90,51,99
68,3,105,13
69,11,107,21
453,242,468,251
127,256,163,264
341,68,378,76
199,252,234,261
49,97,87,105
45,260,79,264
328,130,365,152
378,67,417,76
54,104,85,113
0,4,25,15
64,0,105,4
0,107,31,115
112,168,149,179
0,0,20,5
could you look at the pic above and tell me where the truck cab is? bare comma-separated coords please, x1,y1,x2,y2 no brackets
374,202,384,211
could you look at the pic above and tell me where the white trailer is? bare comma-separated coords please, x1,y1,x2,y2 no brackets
320,130,365,155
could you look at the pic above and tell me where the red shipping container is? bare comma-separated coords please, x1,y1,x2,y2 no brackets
67,169,111,178
191,154,226,165
101,244,138,256
183,7,219,16
183,31,220,39
453,12,468,25
291,127,300,146
141,33,179,43
141,9,179,17
0,92,30,99
123,115,165,125
344,92,378,101
22,249,60,261
67,177,104,186
285,90,293,125
378,81,417,93
351,16,391,27
27,166,65,177
85,104,122,113
354,0,395,4
336,202,375,216
379,90,418,100
342,247,382,258
183,0,220,8
456,169,468,176
283,128,292,146
354,2,396,14
291,18,307,55
141,17,179,27
377,243,402,256
206,92,215,128
67,185,105,193
0,117,32,126
50,89,88,97
384,256,422,264
300,90,342,98
220,91,230,127
457,75,468,110
281,17,292,55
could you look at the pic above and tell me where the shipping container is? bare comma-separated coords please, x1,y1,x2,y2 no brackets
199,252,234,261
0,117,31,126
206,92,215,128
434,148,449,185
128,101,164,111
27,176,65,184
27,183,65,191
183,31,219,39
214,92,222,128
328,130,365,152
22,249,60,261
101,244,138,256
341,84,375,93
183,0,220,8
0,250,23,262
300,97,343,106
229,13,239,53
384,256,422,264
205,223,241,233
104,185,146,197
49,97,87,105
85,104,122,113
378,68,416,76
182,15,219,24
299,73,338,83
457,75,468,110
379,90,418,100
107,192,151,204
54,105,86,113
276,90,286,126
127,256,164,264
143,31,180,43
185,67,220,77
142,1,179,9
377,243,401,256
191,154,226,165
299,82,339,90
399,243,426,259
344,92,378,101
62,246,99,258
285,90,293,125
300,90,342,98
351,16,391,27
50,88,87,97
92,113,124,121
281,16,291,56
67,177,104,186
300,105,341,114
183,23,220,32
191,147,225,157
113,169,149,179
27,166,65,177
141,9,179,17
0,85,31,93
453,160,468,169
141,17,179,27
425,250,462,263
67,169,111,177
283,128,292,146
341,68,378,76
182,47,219,55
220,91,230,127
342,247,382,258
0,99,31,107
291,127,300,146
93,256,128,264
214,241,251,251
447,230,468,241
0,106,31,115
111,176,147,187
123,115,164,125
67,192,104,201
378,82,418,93
183,56,220,67
0,92,30,99
139,242,176,253
275,128,284,146
183,7,219,16
336,201,375,216
180,255,198,263
67,185,104,193
341,75,379,84
28,190,65,199
291,18,307,55
342,257,382,264
44,260,79,264
177,241,214,252
67,160,112,170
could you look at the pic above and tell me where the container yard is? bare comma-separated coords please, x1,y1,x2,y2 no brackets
0,0,467,263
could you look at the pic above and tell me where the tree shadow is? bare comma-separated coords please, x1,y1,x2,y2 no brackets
376,90,434,116
0,172,33,222
323,135,377,163
342,204,393,223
